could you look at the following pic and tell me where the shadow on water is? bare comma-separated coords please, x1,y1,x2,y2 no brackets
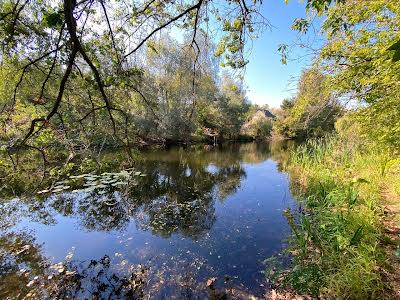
0,142,297,299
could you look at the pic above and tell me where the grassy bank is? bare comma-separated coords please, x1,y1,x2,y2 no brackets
279,136,400,299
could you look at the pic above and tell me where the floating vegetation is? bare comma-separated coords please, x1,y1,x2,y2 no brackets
0,143,297,299
37,169,145,195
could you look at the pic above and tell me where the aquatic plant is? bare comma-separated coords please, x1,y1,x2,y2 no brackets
37,169,145,195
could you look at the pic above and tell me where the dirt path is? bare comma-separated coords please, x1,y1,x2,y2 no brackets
383,199,400,300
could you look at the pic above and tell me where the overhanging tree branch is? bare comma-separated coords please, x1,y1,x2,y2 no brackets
123,0,204,59
22,46,78,144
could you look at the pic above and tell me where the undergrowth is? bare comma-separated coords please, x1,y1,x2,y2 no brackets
274,136,400,299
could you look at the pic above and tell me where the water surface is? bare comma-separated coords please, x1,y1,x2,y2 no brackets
0,142,296,299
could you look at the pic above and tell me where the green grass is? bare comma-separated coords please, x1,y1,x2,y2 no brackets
280,136,400,299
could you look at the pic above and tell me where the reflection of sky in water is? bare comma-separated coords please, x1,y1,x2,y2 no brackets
2,143,297,298
205,164,219,174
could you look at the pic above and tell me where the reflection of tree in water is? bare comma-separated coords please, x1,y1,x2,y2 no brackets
0,230,259,299
125,157,245,238
1,143,291,239
216,164,246,200
124,143,274,237
54,255,147,300
269,140,297,172
0,231,47,298
0,142,295,298
51,193,131,232
8,145,252,238
0,231,147,299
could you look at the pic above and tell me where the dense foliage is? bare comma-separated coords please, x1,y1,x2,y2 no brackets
272,0,400,298
275,68,342,139
0,0,268,153
276,0,399,150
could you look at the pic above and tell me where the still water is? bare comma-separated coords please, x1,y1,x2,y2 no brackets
0,142,296,299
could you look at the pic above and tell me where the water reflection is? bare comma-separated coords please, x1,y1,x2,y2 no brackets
0,142,296,299
0,230,148,299
0,231,47,298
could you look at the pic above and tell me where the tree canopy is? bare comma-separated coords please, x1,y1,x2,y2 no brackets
279,0,399,150
0,0,266,149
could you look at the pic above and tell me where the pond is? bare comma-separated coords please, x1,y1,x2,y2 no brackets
0,142,297,299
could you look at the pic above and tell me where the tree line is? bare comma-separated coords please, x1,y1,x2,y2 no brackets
274,0,399,152
0,0,270,154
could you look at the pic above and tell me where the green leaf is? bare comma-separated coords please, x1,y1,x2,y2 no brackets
388,40,400,51
350,226,364,246
392,50,400,62
44,12,63,28
388,40,400,62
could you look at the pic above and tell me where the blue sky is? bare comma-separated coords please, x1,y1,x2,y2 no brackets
244,0,319,108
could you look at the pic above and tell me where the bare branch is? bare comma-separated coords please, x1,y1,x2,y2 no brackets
22,47,78,144
99,0,121,66
134,0,157,17
39,23,66,101
5,0,29,44
2,45,65,114
123,0,204,59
